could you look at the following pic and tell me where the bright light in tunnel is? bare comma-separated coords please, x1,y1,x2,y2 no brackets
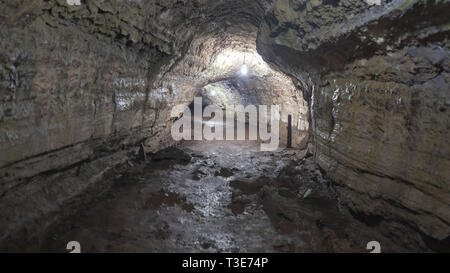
210,90,216,96
240,64,248,76
208,48,272,78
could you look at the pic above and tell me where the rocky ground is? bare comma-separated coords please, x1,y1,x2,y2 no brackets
35,141,404,253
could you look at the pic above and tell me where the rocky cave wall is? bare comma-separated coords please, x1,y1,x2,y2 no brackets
0,0,271,246
0,0,307,246
257,0,449,250
0,0,448,251
0,0,161,245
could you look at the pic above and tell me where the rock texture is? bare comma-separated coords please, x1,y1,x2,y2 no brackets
257,0,449,251
0,0,160,244
0,0,302,246
0,0,448,251
37,141,406,253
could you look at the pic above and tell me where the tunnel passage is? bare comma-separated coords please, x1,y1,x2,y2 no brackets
0,0,449,252
179,48,310,147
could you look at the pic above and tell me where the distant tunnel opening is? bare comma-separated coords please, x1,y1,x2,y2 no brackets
170,46,310,149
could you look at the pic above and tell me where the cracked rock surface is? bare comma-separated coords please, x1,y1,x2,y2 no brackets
0,0,448,252
33,141,403,253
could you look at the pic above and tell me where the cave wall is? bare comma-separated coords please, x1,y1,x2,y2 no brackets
0,0,270,247
0,0,270,188
0,0,169,246
257,0,449,250
0,1,157,191
314,46,449,250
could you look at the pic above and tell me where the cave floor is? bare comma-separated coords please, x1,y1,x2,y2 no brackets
39,141,396,253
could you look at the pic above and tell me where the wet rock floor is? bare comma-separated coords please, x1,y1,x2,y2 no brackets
40,141,398,252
